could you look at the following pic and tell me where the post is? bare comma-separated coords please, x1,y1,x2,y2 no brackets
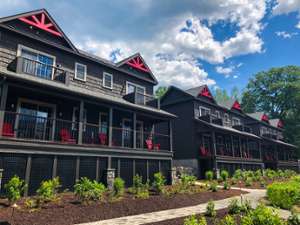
133,112,136,149
259,141,262,160
239,136,243,159
52,156,57,178
78,100,84,144
105,156,115,190
96,157,100,181
0,169,3,194
169,120,173,152
75,156,80,181
108,108,113,147
211,131,218,177
0,83,8,136
24,155,32,196
231,135,235,157
133,159,136,177
146,159,149,181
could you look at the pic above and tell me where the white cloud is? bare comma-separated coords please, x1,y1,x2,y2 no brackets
233,75,238,79
275,31,298,39
273,0,300,28
216,66,234,77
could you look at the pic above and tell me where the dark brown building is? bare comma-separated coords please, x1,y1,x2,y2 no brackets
0,9,174,195
160,85,299,178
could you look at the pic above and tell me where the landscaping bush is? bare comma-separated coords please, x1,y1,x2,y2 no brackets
4,175,26,205
233,169,242,180
267,181,300,209
240,199,252,213
205,170,214,181
36,177,61,203
245,177,253,187
152,172,166,194
205,200,216,217
131,175,149,199
218,215,235,225
74,177,106,203
241,204,285,225
254,170,262,181
209,181,218,192
112,177,125,198
228,199,240,214
220,170,229,181
265,169,277,180
183,215,207,225
287,213,300,225
223,181,230,190
180,174,196,190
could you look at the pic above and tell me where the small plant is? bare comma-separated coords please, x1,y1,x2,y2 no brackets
4,175,26,206
180,174,196,190
205,171,214,181
209,181,218,192
36,177,61,203
223,181,230,190
74,177,106,203
184,215,207,225
219,215,235,225
231,177,237,185
205,200,216,217
245,177,253,187
112,177,125,198
228,199,240,214
233,169,243,180
240,199,252,213
220,170,229,182
131,175,149,199
152,172,166,194
287,213,300,225
24,198,38,211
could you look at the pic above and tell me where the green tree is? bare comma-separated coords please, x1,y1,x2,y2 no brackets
155,86,168,98
241,66,300,154
213,86,241,103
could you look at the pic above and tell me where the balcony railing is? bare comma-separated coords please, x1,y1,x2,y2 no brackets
1,111,170,151
15,57,69,85
123,92,160,109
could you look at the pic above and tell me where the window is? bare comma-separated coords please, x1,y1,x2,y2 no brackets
99,112,108,134
199,106,210,117
72,107,87,131
232,117,240,126
103,72,113,89
126,82,146,104
18,45,55,80
215,111,220,118
75,63,87,81
223,113,231,126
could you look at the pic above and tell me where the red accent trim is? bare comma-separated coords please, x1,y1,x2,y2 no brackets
126,56,150,73
19,13,63,37
2,122,15,137
232,101,241,110
199,86,213,98
277,120,284,128
261,114,269,122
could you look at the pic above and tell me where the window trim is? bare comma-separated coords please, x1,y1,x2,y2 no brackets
17,44,56,80
199,106,211,117
98,112,108,133
72,107,87,131
223,113,231,126
232,117,241,126
74,62,87,82
125,81,146,95
102,72,113,89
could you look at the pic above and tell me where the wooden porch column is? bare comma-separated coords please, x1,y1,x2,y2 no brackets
239,136,243,159
78,100,85,144
108,108,113,147
52,156,58,178
169,120,173,152
0,83,8,136
231,135,235,157
24,155,32,197
211,131,218,172
133,112,137,149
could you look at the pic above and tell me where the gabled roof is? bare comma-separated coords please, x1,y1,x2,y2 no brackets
185,85,215,102
247,112,269,123
116,53,158,84
0,9,77,52
270,119,284,128
217,99,242,111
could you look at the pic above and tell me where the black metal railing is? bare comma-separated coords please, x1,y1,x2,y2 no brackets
123,92,160,109
15,57,69,85
1,111,170,151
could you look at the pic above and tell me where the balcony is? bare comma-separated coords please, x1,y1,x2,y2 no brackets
123,92,160,109
14,56,69,85
1,111,171,152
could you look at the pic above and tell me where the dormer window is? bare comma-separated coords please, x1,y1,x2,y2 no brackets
199,106,210,117
75,63,87,81
103,72,113,89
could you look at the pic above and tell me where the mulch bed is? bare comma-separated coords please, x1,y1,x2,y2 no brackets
145,208,242,225
0,189,245,225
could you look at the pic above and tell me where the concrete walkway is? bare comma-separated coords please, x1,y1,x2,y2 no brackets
76,188,270,225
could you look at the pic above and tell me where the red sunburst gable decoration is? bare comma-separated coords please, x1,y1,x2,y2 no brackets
126,56,150,73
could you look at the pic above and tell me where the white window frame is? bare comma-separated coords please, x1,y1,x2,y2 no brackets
102,72,113,89
232,117,241,126
74,62,87,81
199,106,211,117
17,44,56,80
215,111,220,118
126,81,146,95
223,113,231,126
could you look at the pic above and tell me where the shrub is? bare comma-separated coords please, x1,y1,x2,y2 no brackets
205,171,214,181
233,169,242,180
220,170,229,181
228,199,240,214
254,170,262,181
245,177,253,187
288,213,300,225
240,199,252,213
152,172,166,194
180,174,196,190
24,198,38,211
209,181,218,192
74,177,106,203
112,177,125,198
131,175,149,199
36,177,61,203
267,181,300,209
183,215,207,225
4,175,26,205
205,200,216,217
241,204,285,225
219,215,235,225
231,177,237,185
223,181,230,190
265,169,277,180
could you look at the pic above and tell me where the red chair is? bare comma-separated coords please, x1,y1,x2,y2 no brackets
154,143,160,150
2,122,15,137
99,133,107,145
200,146,207,156
146,139,153,150
59,128,76,144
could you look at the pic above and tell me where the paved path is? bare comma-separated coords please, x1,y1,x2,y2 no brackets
76,188,268,225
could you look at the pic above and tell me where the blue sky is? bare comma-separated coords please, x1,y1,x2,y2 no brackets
1,0,300,93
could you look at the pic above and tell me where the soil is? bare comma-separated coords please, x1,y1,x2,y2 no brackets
145,208,242,225
0,189,245,225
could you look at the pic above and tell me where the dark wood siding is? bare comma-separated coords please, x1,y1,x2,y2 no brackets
135,159,147,183
56,156,76,191
79,157,97,180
